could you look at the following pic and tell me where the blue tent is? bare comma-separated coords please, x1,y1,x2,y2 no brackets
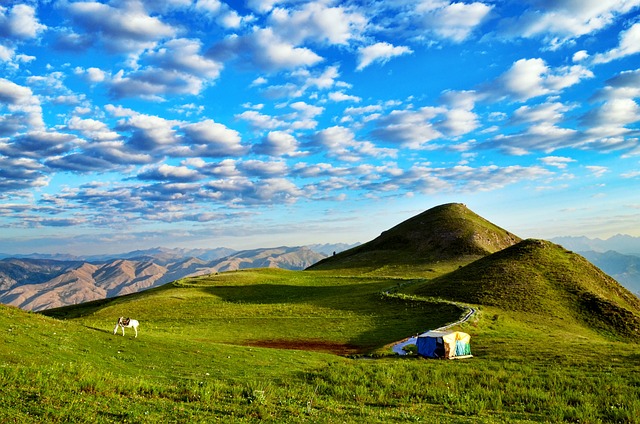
416,330,472,359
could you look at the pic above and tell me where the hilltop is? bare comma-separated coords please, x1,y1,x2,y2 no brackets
309,203,520,272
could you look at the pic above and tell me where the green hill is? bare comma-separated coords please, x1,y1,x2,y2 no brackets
413,238,640,340
308,203,520,273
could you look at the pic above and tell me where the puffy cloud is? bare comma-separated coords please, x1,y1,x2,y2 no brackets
328,91,362,102
0,4,46,40
181,119,247,157
108,68,204,99
253,131,300,156
147,38,223,79
208,27,323,72
539,156,576,169
137,164,203,182
371,107,445,149
246,0,282,14
592,23,640,64
488,123,579,155
66,0,176,52
500,0,640,47
417,1,493,42
0,157,48,191
511,102,573,125
310,126,397,162
268,2,366,45
117,113,180,152
593,69,640,101
239,159,288,177
489,58,593,101
437,108,479,137
235,110,284,131
356,42,413,71
0,131,81,159
67,116,121,142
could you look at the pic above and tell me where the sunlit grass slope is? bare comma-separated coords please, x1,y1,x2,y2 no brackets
2,263,640,422
309,203,520,274
43,268,462,354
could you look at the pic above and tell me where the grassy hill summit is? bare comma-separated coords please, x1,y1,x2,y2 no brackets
413,238,640,340
309,202,520,272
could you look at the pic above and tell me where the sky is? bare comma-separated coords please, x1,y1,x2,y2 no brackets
1,0,639,255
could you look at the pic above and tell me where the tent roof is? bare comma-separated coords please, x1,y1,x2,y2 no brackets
418,330,470,338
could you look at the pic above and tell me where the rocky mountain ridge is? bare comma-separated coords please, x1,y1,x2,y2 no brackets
0,246,328,311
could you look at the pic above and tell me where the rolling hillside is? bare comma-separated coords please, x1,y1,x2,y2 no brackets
413,239,640,340
309,202,520,272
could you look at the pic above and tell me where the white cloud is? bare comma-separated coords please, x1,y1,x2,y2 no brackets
592,23,640,64
490,58,593,101
311,126,397,162
501,0,640,47
211,28,323,72
539,156,576,169
246,0,282,14
511,102,573,125
67,1,176,52
572,50,589,62
418,1,493,42
586,165,608,178
437,108,479,137
268,3,366,46
328,91,362,102
489,123,579,155
372,107,445,149
181,119,246,157
235,110,283,131
254,131,300,156
0,4,46,40
582,98,640,128
356,42,413,71
148,38,223,79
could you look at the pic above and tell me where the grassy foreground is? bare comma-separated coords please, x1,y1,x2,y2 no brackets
2,268,640,423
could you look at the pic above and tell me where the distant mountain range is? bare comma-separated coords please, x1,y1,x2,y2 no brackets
0,244,355,311
551,235,640,255
550,236,640,297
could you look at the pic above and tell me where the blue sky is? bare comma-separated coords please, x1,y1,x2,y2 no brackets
1,0,639,255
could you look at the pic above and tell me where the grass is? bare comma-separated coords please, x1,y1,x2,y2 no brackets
2,265,640,422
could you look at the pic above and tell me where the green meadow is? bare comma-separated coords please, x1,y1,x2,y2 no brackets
2,267,640,423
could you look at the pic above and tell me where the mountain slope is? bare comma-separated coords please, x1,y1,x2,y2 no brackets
308,203,520,271
579,250,640,296
0,247,326,311
414,239,640,340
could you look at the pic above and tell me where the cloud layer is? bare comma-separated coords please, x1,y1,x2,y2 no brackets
1,0,640,252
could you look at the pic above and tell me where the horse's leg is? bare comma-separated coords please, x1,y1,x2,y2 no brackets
121,326,125,336
134,325,138,338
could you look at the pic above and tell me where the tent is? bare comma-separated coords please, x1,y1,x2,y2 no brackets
416,330,472,359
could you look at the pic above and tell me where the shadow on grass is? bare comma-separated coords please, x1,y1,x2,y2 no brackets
204,283,464,353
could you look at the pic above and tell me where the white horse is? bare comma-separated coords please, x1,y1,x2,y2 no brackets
113,317,139,338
